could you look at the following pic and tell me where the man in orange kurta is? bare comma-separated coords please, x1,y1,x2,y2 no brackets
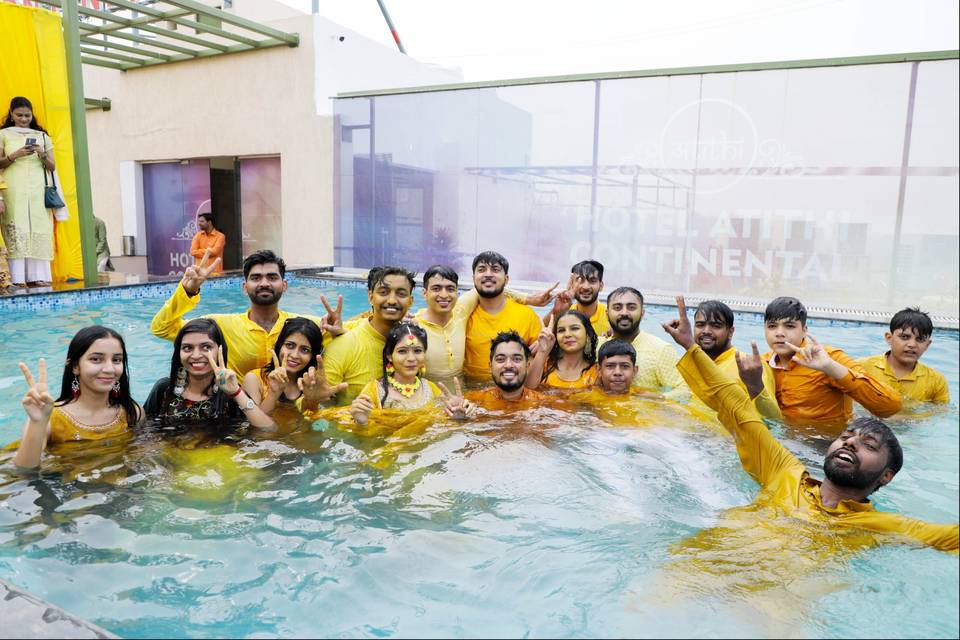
189,213,225,274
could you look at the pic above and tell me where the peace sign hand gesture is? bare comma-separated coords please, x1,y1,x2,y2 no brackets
266,351,289,397
735,341,766,399
536,313,556,355
438,379,476,420
298,354,348,410
661,296,695,349
182,248,222,296
785,334,846,379
207,345,240,395
20,359,55,423
319,294,345,336
526,281,561,307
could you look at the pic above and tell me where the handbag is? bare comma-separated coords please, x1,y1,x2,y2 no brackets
44,168,66,210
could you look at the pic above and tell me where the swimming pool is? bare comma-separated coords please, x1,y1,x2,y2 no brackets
0,278,957,638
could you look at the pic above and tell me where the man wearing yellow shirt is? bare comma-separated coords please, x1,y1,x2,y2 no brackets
689,299,781,420
548,260,611,337
859,307,950,405
323,266,416,404
597,286,689,397
660,307,958,571
150,249,345,378
463,252,544,380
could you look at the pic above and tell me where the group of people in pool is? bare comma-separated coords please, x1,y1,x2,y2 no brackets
10,247,958,556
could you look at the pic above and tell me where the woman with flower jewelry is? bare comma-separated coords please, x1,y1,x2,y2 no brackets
349,321,476,426
241,317,345,416
11,326,142,469
143,318,275,431
526,310,600,392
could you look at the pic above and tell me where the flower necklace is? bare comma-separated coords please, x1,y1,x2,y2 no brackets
387,375,422,398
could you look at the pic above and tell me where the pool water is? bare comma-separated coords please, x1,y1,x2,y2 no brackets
0,279,957,638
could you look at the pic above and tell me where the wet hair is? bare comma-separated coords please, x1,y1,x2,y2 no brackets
472,251,509,274
263,318,324,381
764,296,807,326
545,310,598,380
379,321,428,405
56,325,140,425
2,96,49,134
846,416,904,476
243,249,286,279
889,307,933,342
571,260,604,282
606,286,644,307
489,330,531,361
367,266,417,292
422,264,459,287
597,339,637,365
162,318,230,415
695,300,735,328
197,212,215,225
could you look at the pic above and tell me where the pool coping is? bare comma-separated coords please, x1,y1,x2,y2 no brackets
1,266,956,330
0,579,118,639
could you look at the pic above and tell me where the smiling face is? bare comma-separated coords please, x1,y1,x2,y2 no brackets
369,274,414,323
598,354,637,394
424,275,458,315
11,106,33,129
491,341,528,391
473,261,508,299
823,427,896,492
388,333,426,383
694,311,734,358
607,292,643,338
573,272,603,306
243,263,287,307
885,326,931,368
764,318,807,360
279,332,313,375
179,332,218,378
556,314,588,354
72,337,125,395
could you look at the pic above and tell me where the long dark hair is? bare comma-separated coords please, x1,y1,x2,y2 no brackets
379,321,428,406
262,317,323,381
55,325,141,425
545,310,598,379
2,96,49,134
162,318,229,412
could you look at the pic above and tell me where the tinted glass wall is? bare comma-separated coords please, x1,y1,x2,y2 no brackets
334,59,959,316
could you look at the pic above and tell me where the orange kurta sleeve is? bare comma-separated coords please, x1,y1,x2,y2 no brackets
828,348,902,418
189,232,204,259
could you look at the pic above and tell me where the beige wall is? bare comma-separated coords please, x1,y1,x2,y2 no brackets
83,14,334,268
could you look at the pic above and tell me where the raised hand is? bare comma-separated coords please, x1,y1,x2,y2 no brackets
266,351,289,396
182,248,222,296
785,334,846,378
19,359,55,423
661,296,694,349
536,313,556,354
319,293,345,336
298,354,348,410
349,393,374,425
438,379,477,420
526,281,561,307
207,345,240,395
735,341,766,399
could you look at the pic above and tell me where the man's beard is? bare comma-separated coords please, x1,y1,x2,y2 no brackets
611,316,641,338
698,338,731,359
576,290,599,306
248,287,282,306
494,370,525,391
477,283,506,299
823,451,886,490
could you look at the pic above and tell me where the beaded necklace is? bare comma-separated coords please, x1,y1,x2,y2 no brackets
386,375,422,398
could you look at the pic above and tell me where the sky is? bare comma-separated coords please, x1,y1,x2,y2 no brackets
274,0,960,82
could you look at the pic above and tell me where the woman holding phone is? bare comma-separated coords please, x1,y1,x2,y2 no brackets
0,96,57,288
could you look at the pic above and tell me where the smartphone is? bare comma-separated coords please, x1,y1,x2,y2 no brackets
25,137,37,147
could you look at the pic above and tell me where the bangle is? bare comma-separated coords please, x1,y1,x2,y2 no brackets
227,387,242,398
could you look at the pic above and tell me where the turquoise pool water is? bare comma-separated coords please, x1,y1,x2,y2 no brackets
0,278,957,638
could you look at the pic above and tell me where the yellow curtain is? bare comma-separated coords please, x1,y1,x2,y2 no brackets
0,2,83,281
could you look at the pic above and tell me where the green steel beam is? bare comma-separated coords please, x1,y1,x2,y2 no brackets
80,56,128,70
117,38,297,70
79,36,172,61
170,0,300,45
78,29,203,57
79,46,155,65
62,0,99,285
336,49,960,98
84,97,112,111
100,0,261,49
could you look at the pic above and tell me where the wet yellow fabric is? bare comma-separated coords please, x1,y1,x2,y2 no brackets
858,353,950,405
0,2,83,280
572,301,611,336
357,378,443,410
414,289,481,382
47,405,130,444
685,346,782,420
322,319,387,405
463,300,543,380
544,364,598,390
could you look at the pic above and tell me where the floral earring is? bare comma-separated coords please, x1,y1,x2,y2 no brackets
385,360,395,374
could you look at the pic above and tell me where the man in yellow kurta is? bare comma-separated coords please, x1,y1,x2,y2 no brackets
687,299,781,420
322,266,416,404
660,306,958,566
597,286,689,398
150,249,345,378
858,307,950,405
463,252,544,380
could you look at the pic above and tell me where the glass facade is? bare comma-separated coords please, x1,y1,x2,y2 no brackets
333,58,959,316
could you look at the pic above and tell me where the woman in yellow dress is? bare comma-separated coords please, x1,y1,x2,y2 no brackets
0,97,57,287
11,326,143,469
526,310,599,392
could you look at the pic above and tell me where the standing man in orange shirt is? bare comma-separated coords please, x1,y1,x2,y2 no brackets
190,213,225,275
762,296,901,427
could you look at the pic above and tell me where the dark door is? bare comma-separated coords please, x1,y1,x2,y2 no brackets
210,166,242,271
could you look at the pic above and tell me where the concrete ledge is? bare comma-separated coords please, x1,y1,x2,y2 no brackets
0,579,117,639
